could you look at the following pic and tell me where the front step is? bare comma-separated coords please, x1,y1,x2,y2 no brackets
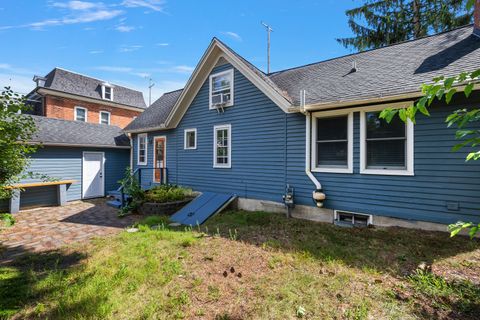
106,199,123,208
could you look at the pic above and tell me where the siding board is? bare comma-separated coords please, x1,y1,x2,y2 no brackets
133,63,480,225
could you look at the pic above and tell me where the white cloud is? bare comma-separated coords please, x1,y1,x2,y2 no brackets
121,0,165,12
51,1,100,11
222,31,242,41
132,72,151,78
94,66,150,78
0,2,123,30
95,66,133,72
115,25,135,32
89,50,104,54
28,10,123,29
0,63,11,70
156,42,169,46
172,65,194,73
119,45,143,52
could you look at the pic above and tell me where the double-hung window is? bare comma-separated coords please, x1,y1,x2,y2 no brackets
74,106,87,122
184,128,197,150
213,124,231,168
137,134,147,165
209,69,234,109
360,108,414,175
102,84,113,101
312,111,353,173
99,111,110,125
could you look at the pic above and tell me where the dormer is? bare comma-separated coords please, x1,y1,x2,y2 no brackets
33,75,47,87
101,82,114,101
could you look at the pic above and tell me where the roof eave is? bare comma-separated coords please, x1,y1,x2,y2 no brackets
27,141,131,149
303,84,480,111
123,123,168,134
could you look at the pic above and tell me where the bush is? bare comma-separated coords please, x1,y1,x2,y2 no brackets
0,213,15,228
144,185,193,203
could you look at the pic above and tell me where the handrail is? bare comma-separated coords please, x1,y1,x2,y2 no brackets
115,167,168,208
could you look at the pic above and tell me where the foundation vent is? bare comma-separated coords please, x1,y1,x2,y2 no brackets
334,210,372,228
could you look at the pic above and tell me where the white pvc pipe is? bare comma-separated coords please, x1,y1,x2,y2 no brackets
305,112,322,189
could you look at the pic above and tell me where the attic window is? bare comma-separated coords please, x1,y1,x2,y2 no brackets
102,84,113,101
209,69,234,109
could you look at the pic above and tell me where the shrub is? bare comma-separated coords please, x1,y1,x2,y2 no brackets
144,185,193,204
0,213,15,228
118,168,145,216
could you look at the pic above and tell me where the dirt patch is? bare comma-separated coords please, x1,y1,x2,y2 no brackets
182,236,273,319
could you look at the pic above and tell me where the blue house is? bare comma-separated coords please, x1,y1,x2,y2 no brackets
124,25,480,230
1,116,130,212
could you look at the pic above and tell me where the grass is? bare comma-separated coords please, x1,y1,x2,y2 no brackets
1,210,480,319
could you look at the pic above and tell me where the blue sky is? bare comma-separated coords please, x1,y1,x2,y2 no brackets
0,0,362,102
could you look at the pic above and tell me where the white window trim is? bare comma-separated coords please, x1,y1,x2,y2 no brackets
99,111,111,125
209,69,234,109
359,105,414,176
74,106,87,122
184,128,197,150
213,124,232,168
137,133,148,166
311,110,353,174
102,85,114,101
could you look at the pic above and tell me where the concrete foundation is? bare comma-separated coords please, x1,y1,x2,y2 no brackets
232,197,451,233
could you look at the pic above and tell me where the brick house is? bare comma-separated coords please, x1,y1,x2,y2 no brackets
27,68,147,128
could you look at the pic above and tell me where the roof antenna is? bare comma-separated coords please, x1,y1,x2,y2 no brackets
148,78,155,106
261,21,273,74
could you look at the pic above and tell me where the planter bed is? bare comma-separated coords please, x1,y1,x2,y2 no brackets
138,196,196,216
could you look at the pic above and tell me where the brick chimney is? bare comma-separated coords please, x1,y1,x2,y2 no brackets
475,0,480,36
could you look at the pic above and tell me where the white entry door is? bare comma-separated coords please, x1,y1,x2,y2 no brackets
82,152,105,198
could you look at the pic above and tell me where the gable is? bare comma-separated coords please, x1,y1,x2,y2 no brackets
164,39,293,129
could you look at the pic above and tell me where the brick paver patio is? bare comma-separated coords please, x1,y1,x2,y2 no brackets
0,199,140,262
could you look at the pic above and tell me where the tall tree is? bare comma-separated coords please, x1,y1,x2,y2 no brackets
338,0,473,51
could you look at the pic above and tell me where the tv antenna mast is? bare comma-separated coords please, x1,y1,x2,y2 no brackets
148,78,155,106
261,21,273,74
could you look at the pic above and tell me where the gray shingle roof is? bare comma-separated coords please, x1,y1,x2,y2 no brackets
39,68,147,109
269,25,480,105
124,89,183,131
124,25,480,131
28,115,130,148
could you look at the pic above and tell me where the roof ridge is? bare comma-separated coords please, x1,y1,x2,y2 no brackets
269,24,475,76
52,67,142,92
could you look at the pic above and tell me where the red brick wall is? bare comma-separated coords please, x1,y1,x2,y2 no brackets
44,95,142,128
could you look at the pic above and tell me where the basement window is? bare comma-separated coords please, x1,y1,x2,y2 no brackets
334,210,372,228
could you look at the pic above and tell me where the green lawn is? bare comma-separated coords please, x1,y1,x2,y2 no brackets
1,210,480,319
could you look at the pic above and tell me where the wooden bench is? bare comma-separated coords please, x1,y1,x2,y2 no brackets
7,180,75,214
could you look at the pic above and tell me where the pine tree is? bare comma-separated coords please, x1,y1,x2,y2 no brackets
337,0,473,51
